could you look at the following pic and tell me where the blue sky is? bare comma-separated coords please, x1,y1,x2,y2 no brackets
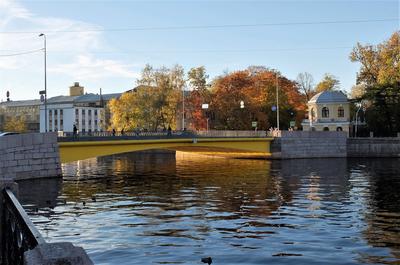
0,0,399,101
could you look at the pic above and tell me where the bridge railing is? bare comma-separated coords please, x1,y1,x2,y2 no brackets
1,186,93,265
58,130,269,140
194,130,267,138
2,188,45,265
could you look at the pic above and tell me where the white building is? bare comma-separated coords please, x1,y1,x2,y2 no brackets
40,83,121,133
301,90,351,134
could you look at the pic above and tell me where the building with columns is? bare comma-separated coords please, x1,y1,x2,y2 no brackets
302,90,351,134
40,82,121,133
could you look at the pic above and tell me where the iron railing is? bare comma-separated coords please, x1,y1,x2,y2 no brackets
58,130,269,141
2,188,45,265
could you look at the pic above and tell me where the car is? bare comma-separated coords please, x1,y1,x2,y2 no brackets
0,132,19,137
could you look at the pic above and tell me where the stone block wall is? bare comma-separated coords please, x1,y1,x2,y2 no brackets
348,138,400,157
0,133,61,181
278,131,347,159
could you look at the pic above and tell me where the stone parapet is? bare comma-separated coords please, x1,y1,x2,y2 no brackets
348,138,400,157
0,133,61,181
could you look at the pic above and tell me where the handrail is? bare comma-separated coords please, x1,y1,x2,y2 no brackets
2,188,45,265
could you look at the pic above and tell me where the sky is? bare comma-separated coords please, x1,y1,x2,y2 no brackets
0,0,399,101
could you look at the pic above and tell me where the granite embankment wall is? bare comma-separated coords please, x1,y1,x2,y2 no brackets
0,133,61,181
273,131,400,159
277,131,348,159
348,138,400,157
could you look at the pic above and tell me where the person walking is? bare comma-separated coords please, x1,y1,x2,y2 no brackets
73,124,78,139
112,128,116,136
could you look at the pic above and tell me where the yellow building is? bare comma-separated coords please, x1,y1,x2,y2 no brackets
0,100,41,132
302,91,350,134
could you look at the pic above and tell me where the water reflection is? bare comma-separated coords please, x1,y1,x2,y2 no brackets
18,152,400,265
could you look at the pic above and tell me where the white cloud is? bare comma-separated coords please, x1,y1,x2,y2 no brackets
50,55,139,80
0,0,139,84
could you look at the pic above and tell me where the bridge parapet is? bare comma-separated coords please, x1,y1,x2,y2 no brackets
58,130,268,142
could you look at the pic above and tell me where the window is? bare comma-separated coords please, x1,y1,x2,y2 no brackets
322,107,329,118
54,109,57,116
94,110,98,116
82,109,85,115
88,109,91,116
338,107,344,118
49,110,52,128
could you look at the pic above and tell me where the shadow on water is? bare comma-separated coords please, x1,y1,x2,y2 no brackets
17,152,400,265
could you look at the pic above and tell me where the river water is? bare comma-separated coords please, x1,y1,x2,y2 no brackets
19,151,400,265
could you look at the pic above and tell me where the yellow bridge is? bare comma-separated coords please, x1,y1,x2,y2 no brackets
58,137,274,163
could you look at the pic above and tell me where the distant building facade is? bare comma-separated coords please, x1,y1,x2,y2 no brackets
0,100,41,132
302,91,351,134
40,82,121,133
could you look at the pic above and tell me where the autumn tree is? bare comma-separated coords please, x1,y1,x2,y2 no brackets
186,66,211,130
3,116,27,133
350,31,400,86
109,64,184,131
210,67,306,130
296,72,315,101
350,31,400,136
315,73,340,93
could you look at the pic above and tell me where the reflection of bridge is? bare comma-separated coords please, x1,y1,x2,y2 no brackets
58,131,273,163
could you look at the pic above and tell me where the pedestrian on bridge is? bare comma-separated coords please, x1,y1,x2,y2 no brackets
73,124,78,139
112,128,116,136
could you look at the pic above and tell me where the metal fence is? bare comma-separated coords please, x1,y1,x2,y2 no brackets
2,188,45,265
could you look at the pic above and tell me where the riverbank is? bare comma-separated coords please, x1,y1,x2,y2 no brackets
271,131,400,159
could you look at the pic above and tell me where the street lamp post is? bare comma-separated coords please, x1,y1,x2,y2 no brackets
39,33,47,132
182,83,186,131
276,74,280,130
355,101,365,137
201,103,209,131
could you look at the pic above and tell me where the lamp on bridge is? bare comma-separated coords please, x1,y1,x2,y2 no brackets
39,33,47,132
201,103,209,131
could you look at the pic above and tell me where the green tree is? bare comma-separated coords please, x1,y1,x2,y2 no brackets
350,31,400,136
315,73,340,93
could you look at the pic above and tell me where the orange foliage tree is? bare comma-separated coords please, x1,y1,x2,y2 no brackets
207,67,306,130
